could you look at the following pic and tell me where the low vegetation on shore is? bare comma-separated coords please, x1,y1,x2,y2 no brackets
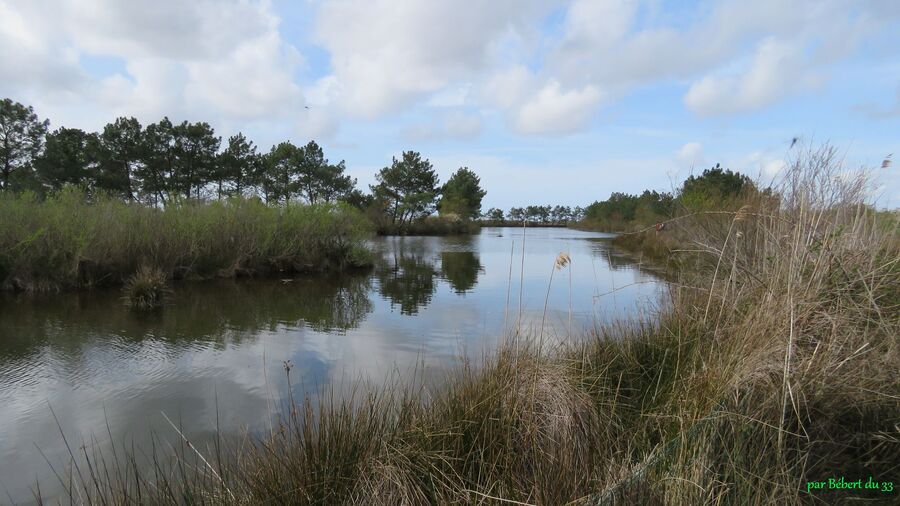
33,147,899,504
0,189,373,292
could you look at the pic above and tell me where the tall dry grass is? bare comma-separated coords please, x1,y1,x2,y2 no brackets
0,189,373,292
32,146,899,504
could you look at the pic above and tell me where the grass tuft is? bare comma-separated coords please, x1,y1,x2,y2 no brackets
122,265,170,310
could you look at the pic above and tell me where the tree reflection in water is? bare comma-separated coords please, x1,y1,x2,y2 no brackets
440,251,483,294
375,242,439,315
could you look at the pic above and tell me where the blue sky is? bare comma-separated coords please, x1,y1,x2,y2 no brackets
1,0,899,209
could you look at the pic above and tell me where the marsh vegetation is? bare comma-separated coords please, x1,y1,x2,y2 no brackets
8,146,896,504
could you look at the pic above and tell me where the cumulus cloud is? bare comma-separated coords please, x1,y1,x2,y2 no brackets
0,1,86,98
737,151,788,181
482,65,536,109
0,0,304,132
3,0,899,141
547,0,896,119
683,38,821,116
312,0,551,118
515,81,604,135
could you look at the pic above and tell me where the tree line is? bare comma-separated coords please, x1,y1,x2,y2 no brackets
0,98,489,230
2,97,757,234
581,164,757,231
480,205,585,224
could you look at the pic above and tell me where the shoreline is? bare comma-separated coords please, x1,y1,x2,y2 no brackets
19,161,898,504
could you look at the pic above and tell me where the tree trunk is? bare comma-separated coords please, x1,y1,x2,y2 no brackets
1,160,9,190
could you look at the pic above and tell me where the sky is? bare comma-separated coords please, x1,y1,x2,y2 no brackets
1,0,899,209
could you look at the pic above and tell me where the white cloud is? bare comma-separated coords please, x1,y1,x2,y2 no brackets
676,142,704,168
683,38,820,116
0,0,305,132
515,82,604,135
482,65,535,110
3,0,900,142
546,0,896,118
184,32,304,120
0,1,85,98
312,0,552,118
738,151,788,181
296,107,340,141
61,0,274,61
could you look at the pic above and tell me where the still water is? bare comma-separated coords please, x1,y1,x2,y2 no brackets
0,227,662,502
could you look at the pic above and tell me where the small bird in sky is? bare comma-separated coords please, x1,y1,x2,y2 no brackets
882,154,892,169
304,106,310,109
790,136,800,149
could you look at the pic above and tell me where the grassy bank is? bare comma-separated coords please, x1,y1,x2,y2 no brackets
376,215,481,236
0,189,373,292
34,149,900,504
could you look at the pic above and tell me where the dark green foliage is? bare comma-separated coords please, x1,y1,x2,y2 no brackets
371,151,440,230
262,141,299,203
171,120,221,199
438,167,486,219
679,164,754,210
34,127,96,191
139,117,177,205
0,98,49,191
216,132,262,198
493,204,574,225
259,140,356,205
583,190,676,231
344,188,374,210
580,165,752,232
94,117,144,199
483,207,504,221
296,140,356,203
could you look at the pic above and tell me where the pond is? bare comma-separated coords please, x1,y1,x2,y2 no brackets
0,227,663,503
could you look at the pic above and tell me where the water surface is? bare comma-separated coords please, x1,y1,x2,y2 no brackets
0,227,662,503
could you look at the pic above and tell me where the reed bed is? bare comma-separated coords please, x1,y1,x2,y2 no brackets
31,146,900,504
0,189,373,292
